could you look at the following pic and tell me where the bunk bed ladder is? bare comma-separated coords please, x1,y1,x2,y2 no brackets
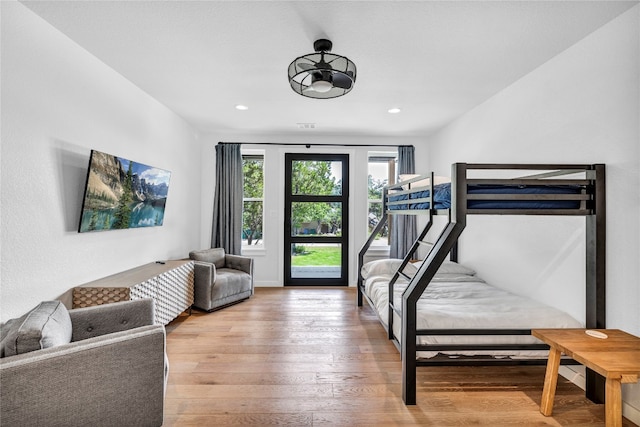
387,217,434,340
401,163,468,405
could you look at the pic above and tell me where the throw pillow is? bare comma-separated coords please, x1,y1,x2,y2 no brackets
1,301,72,357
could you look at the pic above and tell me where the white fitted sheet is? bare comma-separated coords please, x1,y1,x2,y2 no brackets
362,264,582,358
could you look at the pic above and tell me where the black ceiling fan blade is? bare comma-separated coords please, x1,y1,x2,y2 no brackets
297,63,315,71
332,72,353,90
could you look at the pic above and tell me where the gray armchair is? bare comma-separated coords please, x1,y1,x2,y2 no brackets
189,248,254,312
0,299,166,427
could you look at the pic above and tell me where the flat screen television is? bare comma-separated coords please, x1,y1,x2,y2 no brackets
78,150,171,233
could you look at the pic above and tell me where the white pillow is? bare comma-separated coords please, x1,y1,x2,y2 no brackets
361,259,475,280
437,261,476,275
398,174,450,190
361,259,418,279
412,260,476,276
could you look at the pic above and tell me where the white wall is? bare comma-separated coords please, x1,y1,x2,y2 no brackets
426,5,640,419
0,3,202,321
197,132,426,288
4,0,637,417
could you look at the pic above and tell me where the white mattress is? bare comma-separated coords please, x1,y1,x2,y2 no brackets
362,260,582,358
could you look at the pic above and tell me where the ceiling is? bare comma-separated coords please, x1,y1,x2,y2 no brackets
21,1,637,138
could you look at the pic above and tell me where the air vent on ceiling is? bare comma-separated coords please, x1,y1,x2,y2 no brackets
297,123,316,129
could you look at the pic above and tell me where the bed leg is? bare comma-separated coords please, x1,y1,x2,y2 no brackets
586,368,606,404
402,358,417,405
401,301,417,405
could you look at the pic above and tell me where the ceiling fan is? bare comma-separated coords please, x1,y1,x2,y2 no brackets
288,39,357,99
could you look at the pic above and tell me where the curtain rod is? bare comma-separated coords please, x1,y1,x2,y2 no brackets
217,142,412,148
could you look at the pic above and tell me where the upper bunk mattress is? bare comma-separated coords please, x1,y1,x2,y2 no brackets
361,259,582,358
387,183,583,210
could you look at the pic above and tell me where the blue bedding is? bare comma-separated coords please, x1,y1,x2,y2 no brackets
387,183,582,210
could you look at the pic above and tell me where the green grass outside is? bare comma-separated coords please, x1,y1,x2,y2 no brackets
291,245,341,266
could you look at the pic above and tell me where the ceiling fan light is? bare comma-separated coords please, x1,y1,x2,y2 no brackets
310,80,332,93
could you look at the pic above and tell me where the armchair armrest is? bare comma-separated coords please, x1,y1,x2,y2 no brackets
193,261,215,309
225,254,253,275
0,325,166,427
69,298,155,341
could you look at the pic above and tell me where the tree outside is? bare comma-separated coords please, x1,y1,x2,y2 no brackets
242,158,343,247
290,160,342,236
242,159,389,246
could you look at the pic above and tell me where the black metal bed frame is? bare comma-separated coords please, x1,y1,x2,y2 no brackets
357,163,606,405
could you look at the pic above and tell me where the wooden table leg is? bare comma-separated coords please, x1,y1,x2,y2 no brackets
605,378,622,427
540,347,562,416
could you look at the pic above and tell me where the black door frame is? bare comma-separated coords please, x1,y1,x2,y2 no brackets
284,153,349,286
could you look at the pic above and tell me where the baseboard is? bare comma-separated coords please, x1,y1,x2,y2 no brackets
559,366,640,425
559,366,586,388
254,281,359,288
254,281,282,287
623,401,640,426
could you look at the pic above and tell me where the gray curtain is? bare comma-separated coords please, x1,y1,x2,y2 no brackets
390,145,417,259
211,143,243,254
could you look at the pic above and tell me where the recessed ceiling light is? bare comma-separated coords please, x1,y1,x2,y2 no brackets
388,108,401,114
235,105,249,110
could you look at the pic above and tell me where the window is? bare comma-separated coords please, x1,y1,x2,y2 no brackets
242,154,264,247
368,152,396,246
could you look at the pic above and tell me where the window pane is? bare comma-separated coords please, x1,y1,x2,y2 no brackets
242,155,264,246
368,201,389,246
291,243,341,278
291,202,341,237
368,166,388,200
368,153,395,247
291,160,342,196
242,201,263,246
243,158,264,198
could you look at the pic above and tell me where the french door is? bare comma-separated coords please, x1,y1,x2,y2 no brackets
284,153,349,286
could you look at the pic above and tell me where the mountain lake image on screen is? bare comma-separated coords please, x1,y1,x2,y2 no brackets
78,150,171,233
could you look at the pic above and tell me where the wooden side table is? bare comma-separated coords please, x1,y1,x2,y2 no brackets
532,328,640,427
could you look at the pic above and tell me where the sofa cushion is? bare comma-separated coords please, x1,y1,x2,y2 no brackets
213,269,253,299
189,248,226,269
1,301,72,357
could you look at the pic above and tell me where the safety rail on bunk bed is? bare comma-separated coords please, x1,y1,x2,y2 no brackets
357,163,606,406
357,171,450,308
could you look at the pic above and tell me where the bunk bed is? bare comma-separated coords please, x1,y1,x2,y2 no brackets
357,163,606,405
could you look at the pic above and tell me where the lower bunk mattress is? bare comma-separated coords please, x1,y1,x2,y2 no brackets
361,259,582,359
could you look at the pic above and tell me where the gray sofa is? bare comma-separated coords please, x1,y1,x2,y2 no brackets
0,299,166,427
189,248,254,312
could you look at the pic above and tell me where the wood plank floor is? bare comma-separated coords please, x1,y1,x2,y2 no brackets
164,287,636,426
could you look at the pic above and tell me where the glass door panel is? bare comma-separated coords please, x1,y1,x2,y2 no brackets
291,202,342,237
291,160,343,196
290,243,342,279
284,153,348,286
